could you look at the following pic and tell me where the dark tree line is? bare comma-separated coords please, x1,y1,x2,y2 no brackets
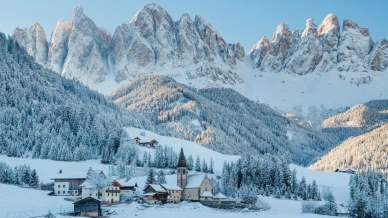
0,161,39,187
222,154,320,200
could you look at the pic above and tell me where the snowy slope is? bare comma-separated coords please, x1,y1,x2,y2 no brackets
125,126,240,174
0,183,72,218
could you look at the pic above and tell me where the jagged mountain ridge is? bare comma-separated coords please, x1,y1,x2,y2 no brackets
250,14,388,74
108,75,336,165
13,4,244,87
0,33,150,162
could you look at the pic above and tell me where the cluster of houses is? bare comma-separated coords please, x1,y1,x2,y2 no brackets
51,149,226,217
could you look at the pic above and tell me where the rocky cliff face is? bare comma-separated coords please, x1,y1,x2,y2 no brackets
250,13,385,74
14,4,244,87
12,22,48,65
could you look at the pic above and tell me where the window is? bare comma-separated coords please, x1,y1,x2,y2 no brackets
57,191,60,194
63,185,66,188
63,191,65,194
57,185,60,188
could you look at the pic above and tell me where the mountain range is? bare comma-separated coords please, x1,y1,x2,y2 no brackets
12,3,388,113
5,3,388,171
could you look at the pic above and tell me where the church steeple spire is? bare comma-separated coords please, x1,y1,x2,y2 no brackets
177,148,187,168
177,148,188,189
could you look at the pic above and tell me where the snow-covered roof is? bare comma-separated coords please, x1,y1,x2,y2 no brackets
186,174,206,188
160,184,182,191
146,184,167,193
201,191,213,197
114,178,137,187
80,180,96,188
51,170,86,180
214,193,226,199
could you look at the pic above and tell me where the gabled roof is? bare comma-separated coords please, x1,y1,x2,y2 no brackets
144,184,167,193
177,148,187,168
186,174,207,188
73,197,100,204
80,180,96,188
51,170,86,180
113,178,137,187
160,184,182,191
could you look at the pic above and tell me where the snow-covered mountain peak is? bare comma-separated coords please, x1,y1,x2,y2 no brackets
12,22,48,65
273,23,291,42
317,13,340,37
301,18,317,38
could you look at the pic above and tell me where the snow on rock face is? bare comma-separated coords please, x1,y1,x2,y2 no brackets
286,18,322,75
370,39,388,71
250,13,383,74
110,3,244,83
12,22,48,65
62,7,111,82
14,4,244,86
337,20,373,72
48,20,72,73
254,24,295,72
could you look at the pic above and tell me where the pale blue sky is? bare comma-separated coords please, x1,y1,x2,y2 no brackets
0,0,387,50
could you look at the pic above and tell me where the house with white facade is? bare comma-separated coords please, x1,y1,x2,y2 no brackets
51,170,85,196
80,169,120,204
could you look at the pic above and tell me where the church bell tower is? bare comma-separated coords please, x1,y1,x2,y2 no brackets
177,148,188,189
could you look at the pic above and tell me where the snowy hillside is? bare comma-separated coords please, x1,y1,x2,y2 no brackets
109,76,336,165
311,123,388,173
125,127,239,174
0,33,151,162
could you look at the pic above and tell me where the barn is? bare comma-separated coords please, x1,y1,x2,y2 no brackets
73,197,101,217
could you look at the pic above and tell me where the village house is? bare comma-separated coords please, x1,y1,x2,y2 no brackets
80,170,120,204
112,179,138,201
160,184,182,203
73,197,101,217
143,184,168,204
51,170,86,196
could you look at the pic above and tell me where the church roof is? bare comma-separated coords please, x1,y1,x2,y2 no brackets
186,174,207,188
177,148,187,167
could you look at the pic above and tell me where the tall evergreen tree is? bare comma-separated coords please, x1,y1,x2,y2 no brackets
146,168,156,185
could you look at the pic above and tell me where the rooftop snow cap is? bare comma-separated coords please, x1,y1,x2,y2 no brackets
177,148,187,167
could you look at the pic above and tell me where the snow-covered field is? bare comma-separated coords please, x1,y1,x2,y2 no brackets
0,154,351,218
0,128,351,218
0,182,335,218
0,183,72,218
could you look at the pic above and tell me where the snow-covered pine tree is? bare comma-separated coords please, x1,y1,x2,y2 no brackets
195,156,201,172
146,168,156,184
298,177,307,200
157,170,166,184
187,155,194,170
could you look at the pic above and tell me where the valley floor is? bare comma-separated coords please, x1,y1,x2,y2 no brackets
0,155,352,218
0,183,334,218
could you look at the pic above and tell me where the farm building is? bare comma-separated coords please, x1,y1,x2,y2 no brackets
73,197,101,217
